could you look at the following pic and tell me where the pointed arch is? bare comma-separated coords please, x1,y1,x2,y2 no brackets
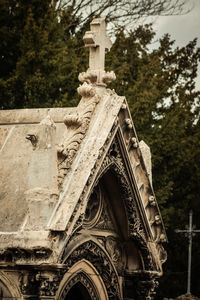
92,139,157,271
56,259,108,300
59,238,121,300
0,271,21,299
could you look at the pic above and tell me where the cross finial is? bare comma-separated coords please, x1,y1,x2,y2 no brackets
83,18,112,72
78,18,116,87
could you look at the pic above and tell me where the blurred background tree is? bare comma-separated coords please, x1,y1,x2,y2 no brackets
0,0,200,298
106,27,200,298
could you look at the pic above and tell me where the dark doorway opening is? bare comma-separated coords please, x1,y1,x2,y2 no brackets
65,282,92,300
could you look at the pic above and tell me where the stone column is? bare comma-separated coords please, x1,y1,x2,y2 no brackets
123,273,159,300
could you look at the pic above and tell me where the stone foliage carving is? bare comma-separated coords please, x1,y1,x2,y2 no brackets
133,275,159,300
65,129,157,271
19,270,64,297
57,93,100,188
78,70,116,86
62,241,120,300
105,237,122,266
19,272,38,296
0,247,52,263
77,82,96,97
60,119,165,273
95,138,157,271
38,274,62,297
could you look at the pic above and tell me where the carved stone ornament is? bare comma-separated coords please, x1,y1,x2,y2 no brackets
77,82,96,97
57,93,100,188
58,272,98,300
105,236,122,266
0,247,52,263
19,270,65,297
61,241,120,300
79,18,116,86
94,138,156,270
83,185,102,228
78,70,116,86
83,183,116,232
38,273,62,297
65,129,157,271
133,275,159,300
19,272,38,296
94,200,116,232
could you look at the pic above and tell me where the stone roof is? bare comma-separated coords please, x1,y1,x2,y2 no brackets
0,108,75,232
0,18,167,274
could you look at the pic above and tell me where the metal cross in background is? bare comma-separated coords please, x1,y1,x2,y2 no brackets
175,210,200,295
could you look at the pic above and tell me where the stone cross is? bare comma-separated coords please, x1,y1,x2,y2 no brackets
175,210,200,295
83,18,112,72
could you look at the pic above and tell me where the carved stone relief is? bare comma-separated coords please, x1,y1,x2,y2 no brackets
58,272,98,300
19,270,65,298
83,185,102,228
94,202,116,232
57,93,100,189
61,120,118,240
62,241,120,300
19,272,38,296
64,132,157,272
83,183,116,233
133,276,159,300
0,247,52,264
94,138,156,271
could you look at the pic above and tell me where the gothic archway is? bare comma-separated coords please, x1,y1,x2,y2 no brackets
65,282,92,300
0,271,21,300
93,138,157,271
56,259,110,300
59,272,98,300
0,280,12,299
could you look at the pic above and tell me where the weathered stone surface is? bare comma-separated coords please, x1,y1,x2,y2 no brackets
0,109,72,232
0,17,166,300
139,140,152,185
0,107,76,124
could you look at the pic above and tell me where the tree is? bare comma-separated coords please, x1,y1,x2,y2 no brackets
0,0,84,109
55,0,191,31
106,26,200,298
0,0,192,109
1,2,200,297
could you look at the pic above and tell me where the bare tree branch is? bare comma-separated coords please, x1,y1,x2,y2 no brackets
55,0,192,32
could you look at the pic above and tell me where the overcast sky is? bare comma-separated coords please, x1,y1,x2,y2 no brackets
153,0,200,46
151,0,200,88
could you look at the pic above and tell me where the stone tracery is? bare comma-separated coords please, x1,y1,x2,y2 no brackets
61,241,121,300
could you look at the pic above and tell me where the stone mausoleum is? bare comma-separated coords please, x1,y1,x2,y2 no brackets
0,18,167,299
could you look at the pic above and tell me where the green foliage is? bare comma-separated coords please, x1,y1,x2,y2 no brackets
107,26,200,298
0,0,87,109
